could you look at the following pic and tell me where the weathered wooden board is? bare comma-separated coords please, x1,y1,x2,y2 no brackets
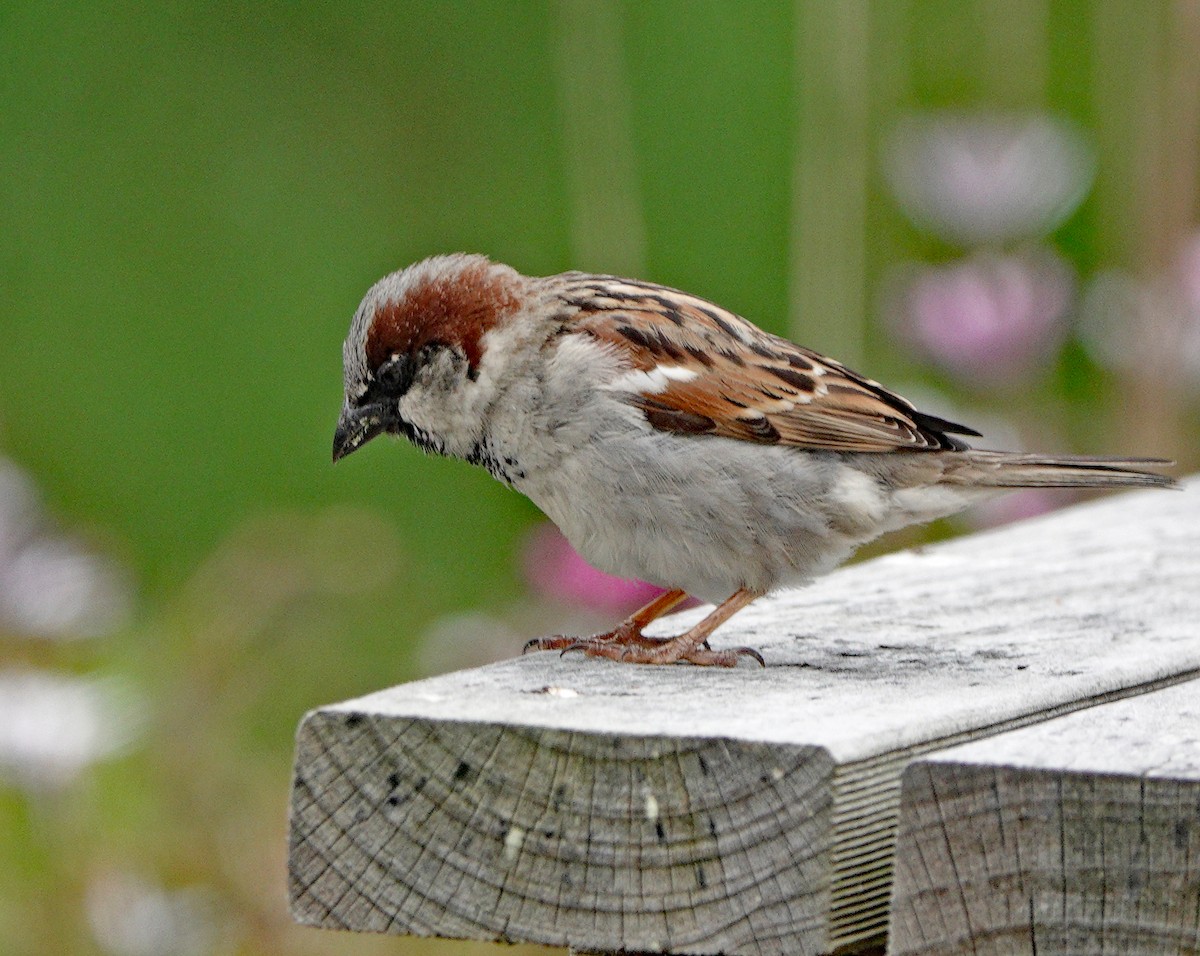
289,480,1199,956
888,678,1200,956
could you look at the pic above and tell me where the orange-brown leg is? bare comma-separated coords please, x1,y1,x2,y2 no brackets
523,588,688,654
563,587,766,667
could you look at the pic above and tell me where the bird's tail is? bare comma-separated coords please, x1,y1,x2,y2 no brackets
945,451,1178,490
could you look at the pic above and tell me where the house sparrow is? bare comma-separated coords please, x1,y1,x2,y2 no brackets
334,254,1176,667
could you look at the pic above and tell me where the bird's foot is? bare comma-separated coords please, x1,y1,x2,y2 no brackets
523,587,764,666
523,621,669,655
558,635,764,668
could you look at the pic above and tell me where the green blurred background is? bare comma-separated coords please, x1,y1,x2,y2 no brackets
2,2,1197,954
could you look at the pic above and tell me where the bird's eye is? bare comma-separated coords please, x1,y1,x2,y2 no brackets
376,355,413,394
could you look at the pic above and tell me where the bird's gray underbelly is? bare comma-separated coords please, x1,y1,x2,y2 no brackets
515,431,871,602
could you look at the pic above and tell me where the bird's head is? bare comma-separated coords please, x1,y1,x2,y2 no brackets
333,253,530,463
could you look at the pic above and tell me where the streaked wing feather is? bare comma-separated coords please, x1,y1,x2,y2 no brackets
563,279,978,453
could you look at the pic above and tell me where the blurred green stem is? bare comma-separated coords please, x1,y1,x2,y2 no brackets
981,0,1048,108
554,0,646,276
1097,0,1200,454
791,0,871,364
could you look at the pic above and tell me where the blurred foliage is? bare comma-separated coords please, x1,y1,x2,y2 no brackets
1,1,1197,955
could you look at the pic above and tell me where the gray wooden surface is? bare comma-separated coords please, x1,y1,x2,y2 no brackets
289,480,1198,956
888,678,1200,956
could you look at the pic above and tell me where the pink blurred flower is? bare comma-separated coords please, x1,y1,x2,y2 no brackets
1173,231,1200,312
966,488,1077,531
889,251,1075,384
885,111,1094,246
523,522,664,613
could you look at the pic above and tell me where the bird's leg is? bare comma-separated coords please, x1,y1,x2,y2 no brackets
523,588,688,654
563,587,766,667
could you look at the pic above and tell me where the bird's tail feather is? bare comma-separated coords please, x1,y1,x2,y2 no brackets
946,451,1178,489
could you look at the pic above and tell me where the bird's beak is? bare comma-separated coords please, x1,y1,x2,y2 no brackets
332,403,390,462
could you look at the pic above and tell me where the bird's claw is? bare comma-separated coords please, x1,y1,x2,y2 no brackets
523,635,574,654
728,645,767,667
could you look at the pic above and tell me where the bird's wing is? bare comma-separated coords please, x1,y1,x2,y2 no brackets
561,276,978,453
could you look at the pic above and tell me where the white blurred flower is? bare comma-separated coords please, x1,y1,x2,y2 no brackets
1079,271,1153,371
0,455,132,639
416,611,525,676
0,460,41,550
885,112,1094,246
0,670,142,791
1,537,131,638
886,250,1075,384
1079,253,1200,387
87,871,226,956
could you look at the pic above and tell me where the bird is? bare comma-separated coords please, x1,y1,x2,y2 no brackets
333,253,1177,667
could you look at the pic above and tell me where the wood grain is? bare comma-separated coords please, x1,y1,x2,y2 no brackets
889,679,1200,956
289,480,1199,954
291,719,833,953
